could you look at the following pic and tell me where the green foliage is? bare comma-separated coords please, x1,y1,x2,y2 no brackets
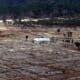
33,18,80,26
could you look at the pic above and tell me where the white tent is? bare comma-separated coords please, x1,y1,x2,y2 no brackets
33,38,50,44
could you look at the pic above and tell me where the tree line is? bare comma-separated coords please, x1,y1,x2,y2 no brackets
0,0,80,20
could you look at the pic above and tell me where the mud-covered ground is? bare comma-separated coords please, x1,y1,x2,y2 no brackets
0,27,80,80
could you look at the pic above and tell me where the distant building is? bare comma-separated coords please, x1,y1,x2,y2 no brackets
6,19,14,25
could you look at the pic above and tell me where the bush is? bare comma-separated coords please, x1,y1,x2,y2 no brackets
14,18,80,27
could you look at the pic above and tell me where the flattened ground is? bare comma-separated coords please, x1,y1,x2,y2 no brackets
0,26,80,80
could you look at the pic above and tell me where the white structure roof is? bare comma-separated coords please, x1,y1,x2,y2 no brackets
33,38,50,42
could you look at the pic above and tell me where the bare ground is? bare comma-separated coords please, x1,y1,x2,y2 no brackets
0,25,80,80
